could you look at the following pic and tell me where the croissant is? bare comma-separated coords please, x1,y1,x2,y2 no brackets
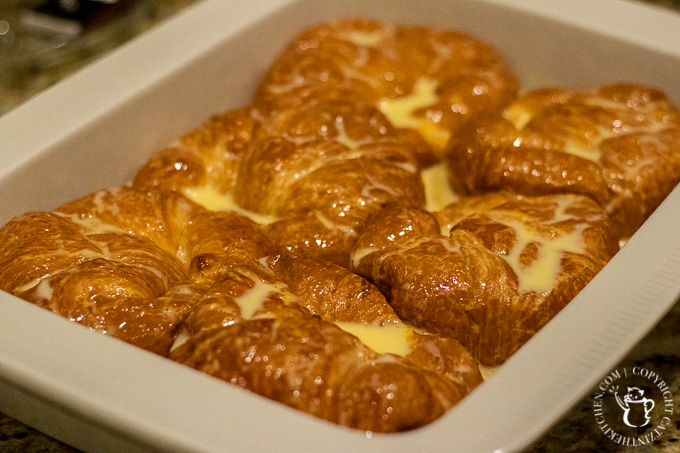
350,192,619,367
134,99,424,267
446,83,680,238
0,187,276,355
254,18,518,165
234,99,426,266
170,258,482,432
133,107,259,196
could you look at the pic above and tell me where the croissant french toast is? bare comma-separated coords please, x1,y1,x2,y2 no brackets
133,18,519,267
170,259,482,432
0,184,482,431
134,98,424,267
350,192,619,367
3,16,677,436
0,187,276,355
234,99,427,266
254,18,518,165
446,83,680,239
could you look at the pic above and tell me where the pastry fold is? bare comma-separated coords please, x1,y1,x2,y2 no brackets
170,259,482,432
350,192,619,366
446,83,680,238
255,18,518,163
0,187,275,355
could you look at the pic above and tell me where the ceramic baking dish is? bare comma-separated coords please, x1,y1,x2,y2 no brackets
1,0,679,451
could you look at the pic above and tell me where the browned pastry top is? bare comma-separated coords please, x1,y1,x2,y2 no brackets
170,260,481,432
446,83,680,238
255,18,518,164
0,185,482,432
350,192,619,366
0,187,276,355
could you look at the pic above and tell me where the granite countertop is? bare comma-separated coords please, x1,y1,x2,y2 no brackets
0,1,679,452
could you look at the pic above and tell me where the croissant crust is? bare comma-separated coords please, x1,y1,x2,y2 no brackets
446,83,680,238
350,192,619,366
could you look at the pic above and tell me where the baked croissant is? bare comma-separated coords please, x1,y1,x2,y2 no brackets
350,192,619,367
446,83,680,238
254,18,518,165
170,258,482,432
234,99,425,267
133,107,259,197
135,98,425,267
0,186,275,355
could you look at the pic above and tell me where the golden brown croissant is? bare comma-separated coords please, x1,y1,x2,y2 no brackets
133,107,259,196
170,259,482,432
446,83,680,238
254,18,518,164
0,187,276,355
234,99,425,266
133,100,425,267
350,192,619,367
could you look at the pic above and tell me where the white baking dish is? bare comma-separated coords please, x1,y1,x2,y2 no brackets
1,0,679,451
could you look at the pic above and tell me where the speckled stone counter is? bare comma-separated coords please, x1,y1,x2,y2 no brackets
1,1,679,452
0,412,79,453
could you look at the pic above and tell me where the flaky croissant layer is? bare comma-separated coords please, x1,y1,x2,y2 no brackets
446,83,680,239
170,261,481,432
350,192,619,367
